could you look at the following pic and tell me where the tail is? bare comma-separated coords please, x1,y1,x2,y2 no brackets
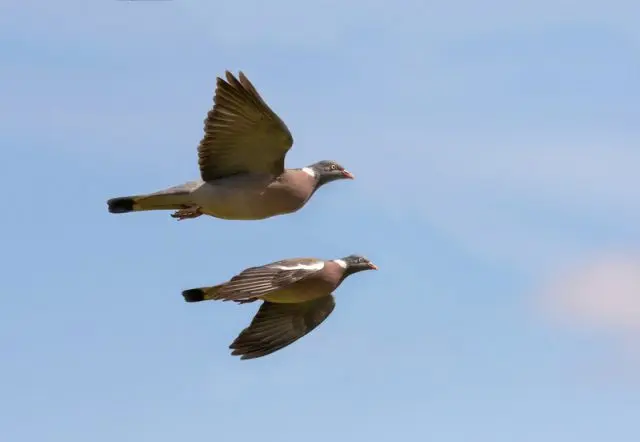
182,285,223,303
182,285,258,304
107,183,196,214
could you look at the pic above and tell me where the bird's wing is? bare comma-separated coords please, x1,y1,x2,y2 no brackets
197,71,294,181
211,258,326,302
230,295,336,360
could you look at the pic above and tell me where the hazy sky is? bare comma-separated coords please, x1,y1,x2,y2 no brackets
2,1,639,441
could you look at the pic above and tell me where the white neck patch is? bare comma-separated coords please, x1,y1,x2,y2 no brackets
333,259,347,269
272,261,324,271
302,167,316,177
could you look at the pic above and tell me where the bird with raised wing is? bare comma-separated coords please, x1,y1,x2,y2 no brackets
182,254,378,359
106,71,353,221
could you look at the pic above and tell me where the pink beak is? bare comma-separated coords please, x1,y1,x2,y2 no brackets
342,170,355,179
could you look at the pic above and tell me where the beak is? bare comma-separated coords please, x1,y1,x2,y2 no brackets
342,170,355,179
368,262,378,270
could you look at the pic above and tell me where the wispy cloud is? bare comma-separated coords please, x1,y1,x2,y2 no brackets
538,254,640,334
2,0,639,49
535,253,640,380
351,128,640,273
4,0,638,278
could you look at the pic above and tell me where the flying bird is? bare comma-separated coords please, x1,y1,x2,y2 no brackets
106,71,353,221
182,254,378,359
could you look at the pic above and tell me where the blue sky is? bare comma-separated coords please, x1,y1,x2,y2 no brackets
2,1,640,441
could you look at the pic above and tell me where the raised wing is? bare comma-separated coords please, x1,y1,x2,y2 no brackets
211,258,326,302
197,71,294,181
230,295,336,360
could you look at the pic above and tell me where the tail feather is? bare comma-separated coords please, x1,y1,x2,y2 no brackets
182,285,257,304
107,197,136,213
182,285,223,303
107,184,196,214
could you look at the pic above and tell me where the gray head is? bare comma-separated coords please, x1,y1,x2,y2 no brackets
336,254,378,279
306,160,354,188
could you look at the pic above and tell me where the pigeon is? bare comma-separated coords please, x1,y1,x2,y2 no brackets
107,71,353,221
182,254,377,359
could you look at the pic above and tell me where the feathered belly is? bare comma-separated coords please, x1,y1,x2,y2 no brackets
190,179,307,220
261,277,336,303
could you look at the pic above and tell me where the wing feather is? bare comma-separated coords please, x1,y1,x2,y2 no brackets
197,71,294,181
229,296,336,360
210,258,325,302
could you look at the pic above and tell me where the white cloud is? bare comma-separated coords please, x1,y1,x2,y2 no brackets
539,254,640,333
534,254,640,376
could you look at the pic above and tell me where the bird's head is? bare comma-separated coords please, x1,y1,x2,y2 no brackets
335,254,378,278
305,160,354,187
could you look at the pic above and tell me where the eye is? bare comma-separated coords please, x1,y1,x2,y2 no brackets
330,164,337,170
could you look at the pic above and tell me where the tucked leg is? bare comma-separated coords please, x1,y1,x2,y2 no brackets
171,206,203,220
234,299,258,304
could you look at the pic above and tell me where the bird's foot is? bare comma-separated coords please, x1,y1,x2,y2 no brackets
171,206,203,221
234,299,258,304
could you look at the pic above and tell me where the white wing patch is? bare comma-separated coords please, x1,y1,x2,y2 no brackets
302,167,316,177
271,261,325,271
333,259,347,269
